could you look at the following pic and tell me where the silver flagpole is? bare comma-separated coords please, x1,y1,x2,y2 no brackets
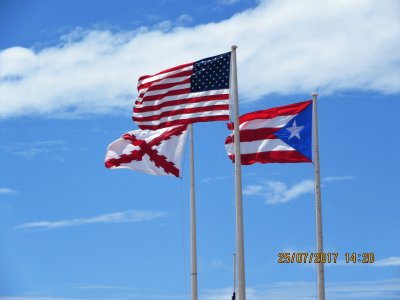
231,45,246,300
312,92,325,300
189,124,198,300
232,253,237,300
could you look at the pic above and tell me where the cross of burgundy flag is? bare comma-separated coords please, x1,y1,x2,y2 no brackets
133,52,231,130
225,100,313,165
105,125,188,177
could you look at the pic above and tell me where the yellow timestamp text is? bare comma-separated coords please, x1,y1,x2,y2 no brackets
277,252,375,264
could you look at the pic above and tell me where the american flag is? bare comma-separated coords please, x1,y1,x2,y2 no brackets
133,52,231,130
225,100,313,165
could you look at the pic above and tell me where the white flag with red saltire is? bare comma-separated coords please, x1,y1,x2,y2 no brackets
133,52,231,130
225,100,313,165
105,125,188,177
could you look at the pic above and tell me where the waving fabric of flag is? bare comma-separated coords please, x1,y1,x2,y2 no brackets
133,52,231,130
225,100,313,165
105,125,188,177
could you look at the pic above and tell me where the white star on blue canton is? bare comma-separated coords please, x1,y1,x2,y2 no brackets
286,120,304,139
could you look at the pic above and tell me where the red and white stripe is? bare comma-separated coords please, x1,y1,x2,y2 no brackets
225,100,312,165
133,62,230,130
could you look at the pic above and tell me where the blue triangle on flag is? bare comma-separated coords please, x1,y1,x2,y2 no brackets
274,103,313,160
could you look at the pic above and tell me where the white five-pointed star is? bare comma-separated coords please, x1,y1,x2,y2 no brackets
286,120,304,139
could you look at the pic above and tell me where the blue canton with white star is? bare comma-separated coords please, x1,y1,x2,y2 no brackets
274,102,313,160
191,52,230,92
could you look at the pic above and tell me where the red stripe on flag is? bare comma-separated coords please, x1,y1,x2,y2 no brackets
227,100,312,130
225,128,280,144
228,151,312,165
135,115,230,130
140,88,192,103
134,94,229,113
138,73,193,93
134,105,229,122
141,77,192,94
138,62,193,81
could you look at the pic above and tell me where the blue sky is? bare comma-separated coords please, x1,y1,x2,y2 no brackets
0,0,399,299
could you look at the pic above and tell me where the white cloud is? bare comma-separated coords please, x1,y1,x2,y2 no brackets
202,175,232,183
322,176,354,183
244,175,354,204
0,0,399,119
1,278,399,300
243,179,314,204
0,298,69,300
329,256,400,268
0,140,68,159
176,14,193,25
207,258,229,271
0,188,17,194
14,210,167,231
373,256,400,267
218,0,240,5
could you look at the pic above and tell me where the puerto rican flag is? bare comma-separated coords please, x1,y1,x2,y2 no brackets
225,100,313,165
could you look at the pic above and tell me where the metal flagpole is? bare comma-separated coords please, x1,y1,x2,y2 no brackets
231,45,246,300
232,253,236,300
312,92,325,300
189,124,198,300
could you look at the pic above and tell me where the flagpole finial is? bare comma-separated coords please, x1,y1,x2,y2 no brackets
231,45,238,50
312,92,319,97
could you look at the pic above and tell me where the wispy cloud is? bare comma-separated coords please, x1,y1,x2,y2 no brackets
77,285,149,291
243,179,314,204
0,297,70,300
202,278,400,300
0,295,184,300
202,175,233,184
1,278,399,300
373,256,400,267
244,175,354,204
218,0,240,5
322,176,354,183
0,188,17,194
329,256,400,268
332,256,400,268
0,140,68,159
14,210,167,231
1,0,399,119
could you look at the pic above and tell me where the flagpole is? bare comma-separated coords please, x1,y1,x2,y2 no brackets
231,45,246,300
312,92,325,300
189,124,198,300
232,253,236,300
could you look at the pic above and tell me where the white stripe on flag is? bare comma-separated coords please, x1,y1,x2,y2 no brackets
225,139,296,155
136,89,230,108
135,100,230,117
140,83,191,97
138,65,193,86
239,115,296,130
150,75,191,87
135,110,230,126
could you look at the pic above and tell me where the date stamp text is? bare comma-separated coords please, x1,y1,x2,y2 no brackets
277,252,375,264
